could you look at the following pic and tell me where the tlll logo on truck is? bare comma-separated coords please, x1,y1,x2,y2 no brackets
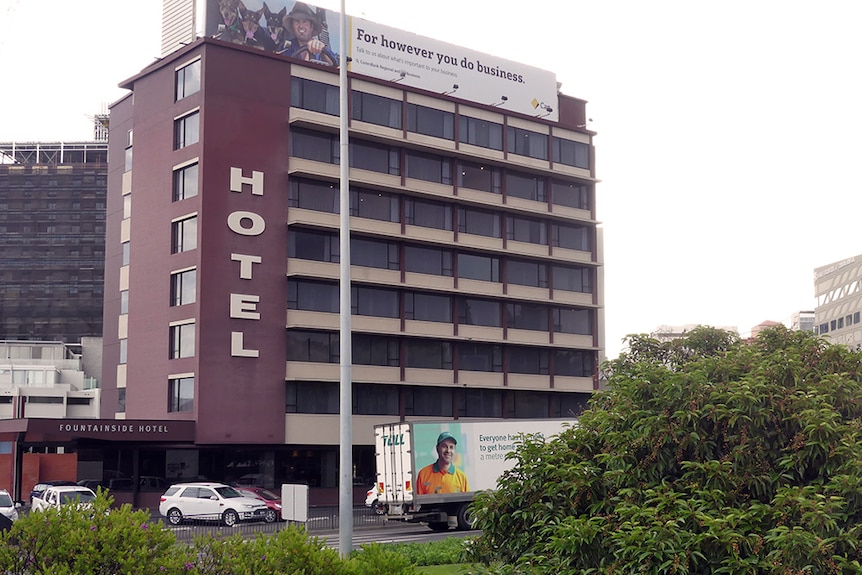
382,434,405,446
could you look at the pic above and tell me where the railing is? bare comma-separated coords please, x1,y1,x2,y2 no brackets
159,506,388,544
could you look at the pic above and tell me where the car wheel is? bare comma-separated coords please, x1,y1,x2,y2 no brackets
263,509,277,523
166,508,184,526
373,500,386,516
222,509,239,527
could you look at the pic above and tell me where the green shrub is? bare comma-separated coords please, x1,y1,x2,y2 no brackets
347,543,418,575
372,536,473,566
0,491,189,574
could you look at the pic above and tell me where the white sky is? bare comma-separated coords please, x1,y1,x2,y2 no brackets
2,0,861,358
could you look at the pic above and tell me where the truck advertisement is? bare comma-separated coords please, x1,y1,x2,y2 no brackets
375,419,576,530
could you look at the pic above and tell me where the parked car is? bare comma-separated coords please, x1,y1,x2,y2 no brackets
31,486,97,512
158,482,268,526
29,480,78,506
235,486,282,523
365,485,385,515
0,489,20,522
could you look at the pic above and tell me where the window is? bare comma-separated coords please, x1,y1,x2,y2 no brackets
553,265,592,293
171,215,198,253
458,116,503,150
352,334,399,366
175,60,201,101
123,195,131,218
506,171,546,202
288,178,339,213
457,342,502,372
291,78,338,115
552,137,590,169
507,259,548,288
552,223,591,251
458,207,501,237
174,111,200,149
507,303,548,331
351,237,399,270
553,308,592,335
407,103,454,139
457,297,501,327
406,151,452,184
350,187,399,221
406,340,452,369
353,383,399,415
551,180,590,210
169,322,195,359
855,312,861,324
508,346,549,375
506,215,547,245
351,140,400,175
555,350,594,377
352,91,402,128
838,317,844,329
119,339,127,364
510,390,550,419
406,197,452,230
289,228,339,262
507,126,548,160
286,381,338,414
288,279,339,312
404,245,453,276
405,292,452,322
117,388,126,413
458,253,500,282
286,330,339,363
170,269,197,306
124,146,133,172
405,386,453,417
168,376,194,412
173,163,199,201
120,290,129,314
458,161,501,193
290,129,338,164
461,388,502,418
351,285,399,318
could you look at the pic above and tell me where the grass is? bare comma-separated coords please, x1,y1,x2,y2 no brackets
417,564,483,574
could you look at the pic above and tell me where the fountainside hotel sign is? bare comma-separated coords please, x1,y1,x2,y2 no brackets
0,418,196,443
205,0,559,121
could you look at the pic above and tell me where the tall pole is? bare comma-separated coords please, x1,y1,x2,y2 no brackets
337,0,353,558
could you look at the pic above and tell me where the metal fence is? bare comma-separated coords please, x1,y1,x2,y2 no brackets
162,505,387,544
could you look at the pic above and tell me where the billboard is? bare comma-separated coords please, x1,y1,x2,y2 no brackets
205,1,558,120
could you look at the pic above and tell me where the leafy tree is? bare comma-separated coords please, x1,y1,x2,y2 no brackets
472,326,862,574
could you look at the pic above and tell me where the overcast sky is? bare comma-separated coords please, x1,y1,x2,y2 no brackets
2,0,860,358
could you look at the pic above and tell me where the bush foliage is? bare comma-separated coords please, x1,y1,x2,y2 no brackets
472,326,862,574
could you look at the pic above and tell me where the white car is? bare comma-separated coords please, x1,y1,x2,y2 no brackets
365,485,385,515
0,490,19,522
159,482,268,526
31,485,96,513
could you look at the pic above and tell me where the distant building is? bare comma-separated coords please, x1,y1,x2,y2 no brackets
0,340,101,420
650,324,739,343
814,255,862,348
788,311,815,333
0,141,107,343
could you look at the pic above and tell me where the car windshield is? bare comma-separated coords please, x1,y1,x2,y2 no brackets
254,489,279,501
59,491,95,504
214,486,243,499
0,493,12,506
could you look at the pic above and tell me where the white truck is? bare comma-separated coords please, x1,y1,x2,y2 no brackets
31,485,97,512
374,418,575,531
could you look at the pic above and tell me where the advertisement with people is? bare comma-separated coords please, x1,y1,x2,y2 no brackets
205,1,558,119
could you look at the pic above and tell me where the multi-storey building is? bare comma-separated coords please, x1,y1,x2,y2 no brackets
814,255,862,348
99,2,603,499
0,142,107,343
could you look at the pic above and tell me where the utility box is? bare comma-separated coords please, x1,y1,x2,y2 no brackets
280,483,308,522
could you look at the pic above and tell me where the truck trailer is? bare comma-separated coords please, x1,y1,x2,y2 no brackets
374,418,576,531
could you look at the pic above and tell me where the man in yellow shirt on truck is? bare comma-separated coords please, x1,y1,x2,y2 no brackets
416,432,469,495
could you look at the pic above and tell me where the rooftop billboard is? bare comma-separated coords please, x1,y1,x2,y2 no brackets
205,1,559,120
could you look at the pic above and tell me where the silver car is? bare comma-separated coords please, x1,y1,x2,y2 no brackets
158,482,268,526
0,490,19,522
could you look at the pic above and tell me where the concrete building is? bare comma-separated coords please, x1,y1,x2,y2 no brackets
0,142,107,343
94,2,603,501
814,255,862,348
